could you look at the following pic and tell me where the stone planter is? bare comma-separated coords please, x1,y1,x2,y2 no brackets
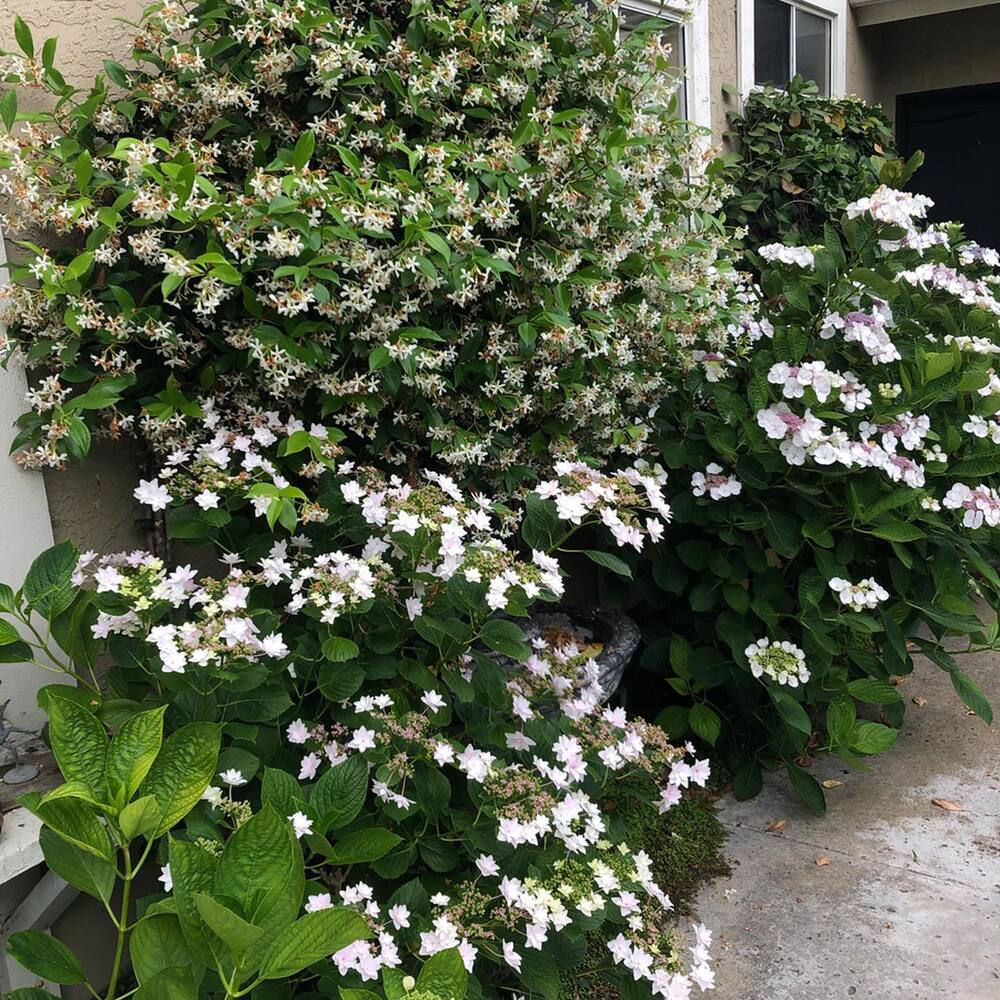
493,603,640,705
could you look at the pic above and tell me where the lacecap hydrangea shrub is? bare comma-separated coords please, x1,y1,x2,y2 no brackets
627,183,1000,806
0,0,734,489
2,459,716,1000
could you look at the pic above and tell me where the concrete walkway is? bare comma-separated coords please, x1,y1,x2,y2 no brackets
695,649,1000,1000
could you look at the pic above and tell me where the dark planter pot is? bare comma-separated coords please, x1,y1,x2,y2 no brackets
493,603,641,705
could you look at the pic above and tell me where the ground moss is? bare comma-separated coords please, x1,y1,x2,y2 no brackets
557,793,729,1000
623,792,729,916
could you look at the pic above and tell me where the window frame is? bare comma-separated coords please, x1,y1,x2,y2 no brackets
738,0,846,100
619,0,712,130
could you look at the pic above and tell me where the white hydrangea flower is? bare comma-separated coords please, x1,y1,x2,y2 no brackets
757,243,815,268
744,638,810,687
828,576,889,611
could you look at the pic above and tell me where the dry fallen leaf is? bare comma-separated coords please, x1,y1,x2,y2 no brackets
931,798,964,812
780,176,805,195
822,779,843,789
815,857,831,867
788,111,802,127
766,819,787,832
874,143,884,154
912,696,928,707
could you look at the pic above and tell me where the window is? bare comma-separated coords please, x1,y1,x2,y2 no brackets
619,4,688,119
738,0,844,100
617,1,712,130
753,0,831,96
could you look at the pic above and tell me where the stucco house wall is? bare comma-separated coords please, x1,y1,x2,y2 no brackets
865,5,1000,119
0,0,147,572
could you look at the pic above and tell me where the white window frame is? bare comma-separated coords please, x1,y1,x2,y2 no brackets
737,0,847,100
619,0,712,131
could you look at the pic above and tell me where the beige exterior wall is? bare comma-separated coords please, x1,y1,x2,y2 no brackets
0,0,147,557
0,0,145,103
845,9,881,103
865,5,1000,120
707,0,741,137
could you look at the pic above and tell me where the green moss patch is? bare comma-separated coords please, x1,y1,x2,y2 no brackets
557,793,729,999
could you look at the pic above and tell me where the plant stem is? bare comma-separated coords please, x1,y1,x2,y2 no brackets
106,846,133,1000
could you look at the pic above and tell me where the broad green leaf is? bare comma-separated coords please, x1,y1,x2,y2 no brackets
4,989,60,1000
6,930,86,985
13,15,34,58
669,634,691,677
328,827,402,865
139,723,220,837
194,893,264,956
317,660,364,701
521,493,561,550
868,521,925,543
0,90,16,131
0,582,18,612
949,670,993,724
732,760,763,800
0,618,21,645
479,618,530,661
825,694,855,745
47,694,109,802
582,549,632,579
39,780,109,811
129,913,202,987
169,839,219,969
261,766,304,818
23,541,78,619
119,795,161,841
292,129,315,168
107,705,166,803
258,908,371,981
50,592,100,669
133,970,199,1000
688,703,721,744
786,761,826,814
215,804,303,935
850,720,898,755
923,352,953,381
417,947,468,1000
19,791,113,861
518,949,561,1000
846,677,901,705
772,692,812,735
413,766,450,820
311,755,368,831
322,635,360,662
39,827,114,904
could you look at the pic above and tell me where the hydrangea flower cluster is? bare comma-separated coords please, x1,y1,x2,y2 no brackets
535,460,673,549
757,243,815,268
846,185,933,229
744,638,811,688
942,483,1000,528
691,464,742,500
756,402,926,486
819,305,900,364
828,576,890,611
767,361,872,412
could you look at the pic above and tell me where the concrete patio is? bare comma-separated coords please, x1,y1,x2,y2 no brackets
696,649,1000,999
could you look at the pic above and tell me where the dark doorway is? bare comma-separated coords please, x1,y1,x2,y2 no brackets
896,82,1000,249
